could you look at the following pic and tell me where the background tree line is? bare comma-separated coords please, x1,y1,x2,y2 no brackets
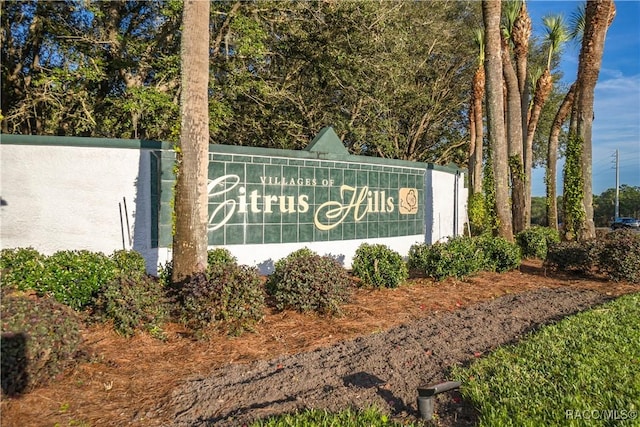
2,1,569,164
2,0,622,280
530,185,640,227
2,0,476,164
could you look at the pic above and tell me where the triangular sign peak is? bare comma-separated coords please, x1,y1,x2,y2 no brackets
304,126,349,155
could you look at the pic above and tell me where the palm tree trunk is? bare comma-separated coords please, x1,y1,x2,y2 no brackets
502,38,526,234
469,103,477,193
525,68,553,226
574,0,615,240
172,0,211,283
483,0,513,241
512,3,532,223
546,83,576,230
473,67,485,195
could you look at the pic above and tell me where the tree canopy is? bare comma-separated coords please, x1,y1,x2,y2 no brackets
2,0,482,165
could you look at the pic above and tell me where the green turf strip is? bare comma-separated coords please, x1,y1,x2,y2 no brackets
453,293,640,427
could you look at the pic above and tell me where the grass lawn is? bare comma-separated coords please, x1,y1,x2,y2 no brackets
452,292,640,427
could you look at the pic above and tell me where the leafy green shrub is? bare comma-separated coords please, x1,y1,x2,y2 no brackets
40,250,116,310
210,264,265,335
158,248,238,286
598,229,640,283
207,247,237,271
173,273,215,335
351,243,407,288
273,247,315,272
544,240,599,274
1,294,84,396
110,249,147,279
0,247,45,291
408,237,483,280
174,264,265,337
158,260,173,287
477,235,521,272
267,251,351,315
467,192,489,235
93,276,169,338
516,226,560,259
407,242,431,271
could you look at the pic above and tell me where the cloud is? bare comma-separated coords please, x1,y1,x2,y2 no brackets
532,74,640,197
593,74,640,158
592,74,640,193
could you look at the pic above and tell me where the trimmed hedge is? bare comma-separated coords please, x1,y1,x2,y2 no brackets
476,235,521,273
545,229,640,283
409,235,521,280
0,247,45,291
1,294,84,396
267,249,351,315
516,226,560,259
351,243,408,288
41,250,116,310
93,276,169,338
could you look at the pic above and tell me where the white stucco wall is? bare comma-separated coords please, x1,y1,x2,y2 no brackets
425,168,467,243
1,139,468,275
0,143,157,270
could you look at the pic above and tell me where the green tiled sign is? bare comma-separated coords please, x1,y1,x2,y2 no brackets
206,155,424,246
150,127,457,247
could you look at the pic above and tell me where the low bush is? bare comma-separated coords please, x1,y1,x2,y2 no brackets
111,249,147,279
516,226,560,259
273,247,315,272
158,248,238,286
477,235,521,272
407,242,430,271
41,250,116,310
207,247,237,272
174,264,265,338
544,241,598,275
598,229,640,283
173,273,216,336
1,294,84,396
0,247,45,291
211,264,265,335
409,237,483,280
93,276,169,338
267,250,351,315
351,243,408,288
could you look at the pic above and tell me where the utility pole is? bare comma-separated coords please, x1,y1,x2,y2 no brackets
615,149,619,219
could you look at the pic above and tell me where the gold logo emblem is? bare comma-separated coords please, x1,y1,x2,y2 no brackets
399,188,418,214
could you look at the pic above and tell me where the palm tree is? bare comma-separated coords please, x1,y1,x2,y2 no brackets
483,0,513,240
511,0,531,142
524,14,568,227
546,82,575,230
469,28,485,197
172,0,211,283
500,5,526,233
571,0,616,240
546,3,586,232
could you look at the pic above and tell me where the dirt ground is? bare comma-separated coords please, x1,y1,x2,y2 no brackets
1,260,638,427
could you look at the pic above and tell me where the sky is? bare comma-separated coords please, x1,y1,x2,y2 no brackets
525,0,640,197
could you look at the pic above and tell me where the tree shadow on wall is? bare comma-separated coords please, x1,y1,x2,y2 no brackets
1,332,29,396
